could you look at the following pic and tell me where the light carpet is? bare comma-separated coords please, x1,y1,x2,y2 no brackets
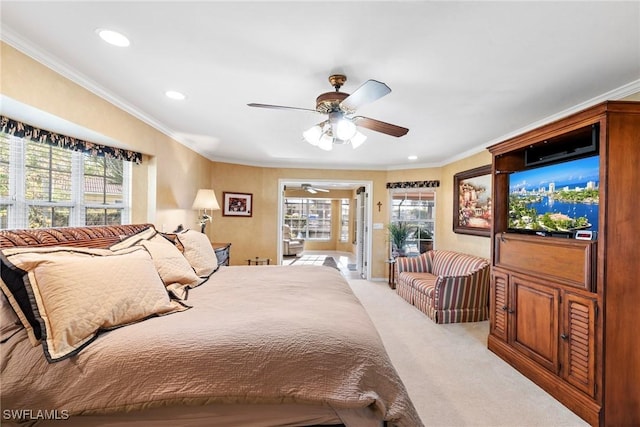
347,279,589,427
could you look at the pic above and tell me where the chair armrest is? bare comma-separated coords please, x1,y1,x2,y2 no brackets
433,266,490,310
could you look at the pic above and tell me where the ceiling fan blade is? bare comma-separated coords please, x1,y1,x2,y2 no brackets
314,187,329,193
247,103,320,113
340,80,391,112
353,116,409,137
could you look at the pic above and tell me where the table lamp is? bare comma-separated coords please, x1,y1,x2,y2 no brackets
192,189,220,233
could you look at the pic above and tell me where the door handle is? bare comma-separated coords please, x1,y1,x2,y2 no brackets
502,306,514,314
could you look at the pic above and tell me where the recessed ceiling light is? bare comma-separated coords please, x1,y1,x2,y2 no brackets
408,155,418,160
165,91,186,100
96,29,130,47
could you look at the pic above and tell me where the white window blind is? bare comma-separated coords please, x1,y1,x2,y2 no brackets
340,198,349,242
0,134,132,229
0,136,9,229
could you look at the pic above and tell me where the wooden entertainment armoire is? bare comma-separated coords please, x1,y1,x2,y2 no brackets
486,101,639,426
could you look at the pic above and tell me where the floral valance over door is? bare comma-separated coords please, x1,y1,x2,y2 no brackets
0,115,143,164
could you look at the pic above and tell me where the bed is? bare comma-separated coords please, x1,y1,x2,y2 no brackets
0,224,422,427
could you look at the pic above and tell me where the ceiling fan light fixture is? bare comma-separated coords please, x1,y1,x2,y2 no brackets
335,118,357,141
350,131,367,149
303,125,322,146
250,74,408,153
318,134,334,151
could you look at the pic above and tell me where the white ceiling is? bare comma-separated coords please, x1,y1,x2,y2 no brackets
1,1,639,171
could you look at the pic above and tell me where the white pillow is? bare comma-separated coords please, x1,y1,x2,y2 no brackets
176,229,219,277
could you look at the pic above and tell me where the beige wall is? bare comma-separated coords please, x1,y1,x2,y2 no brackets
439,151,493,259
1,42,212,231
1,42,493,279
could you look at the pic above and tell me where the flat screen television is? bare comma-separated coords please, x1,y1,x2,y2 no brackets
508,155,599,236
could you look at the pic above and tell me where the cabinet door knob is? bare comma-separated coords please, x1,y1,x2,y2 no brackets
508,309,515,314
561,333,569,340
502,305,508,311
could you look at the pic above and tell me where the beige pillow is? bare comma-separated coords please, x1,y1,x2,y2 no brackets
140,238,203,300
176,230,219,277
109,227,200,298
1,246,118,346
0,287,23,343
109,226,158,251
11,248,188,362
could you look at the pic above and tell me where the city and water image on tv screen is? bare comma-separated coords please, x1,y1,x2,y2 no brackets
508,155,599,233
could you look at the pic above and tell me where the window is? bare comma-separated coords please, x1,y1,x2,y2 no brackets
340,198,349,242
0,136,9,229
389,189,436,256
83,154,126,226
0,134,131,229
284,198,332,240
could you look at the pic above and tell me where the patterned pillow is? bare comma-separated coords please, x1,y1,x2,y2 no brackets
5,248,188,362
176,229,219,278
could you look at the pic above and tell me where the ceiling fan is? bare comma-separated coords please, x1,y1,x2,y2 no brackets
248,74,408,151
284,184,330,194
301,183,329,194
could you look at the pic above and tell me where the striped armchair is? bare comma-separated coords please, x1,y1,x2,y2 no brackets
395,250,490,324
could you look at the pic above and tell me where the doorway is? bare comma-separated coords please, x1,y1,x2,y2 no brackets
277,179,373,279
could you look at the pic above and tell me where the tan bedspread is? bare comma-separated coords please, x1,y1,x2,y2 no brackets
1,265,422,427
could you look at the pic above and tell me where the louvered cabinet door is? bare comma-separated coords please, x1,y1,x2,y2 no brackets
490,268,509,341
561,292,597,397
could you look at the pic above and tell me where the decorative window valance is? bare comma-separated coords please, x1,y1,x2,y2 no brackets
386,180,440,189
0,115,142,164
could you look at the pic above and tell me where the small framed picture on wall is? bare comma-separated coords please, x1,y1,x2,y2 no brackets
222,192,253,217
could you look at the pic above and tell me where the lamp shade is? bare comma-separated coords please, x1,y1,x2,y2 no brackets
335,119,357,141
318,134,334,151
303,125,322,146
350,131,367,149
192,189,220,210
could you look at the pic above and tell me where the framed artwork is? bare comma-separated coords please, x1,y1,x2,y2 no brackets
453,165,492,236
222,192,253,217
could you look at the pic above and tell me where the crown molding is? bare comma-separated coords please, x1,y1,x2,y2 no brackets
2,24,639,172
452,78,640,167
1,26,178,143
